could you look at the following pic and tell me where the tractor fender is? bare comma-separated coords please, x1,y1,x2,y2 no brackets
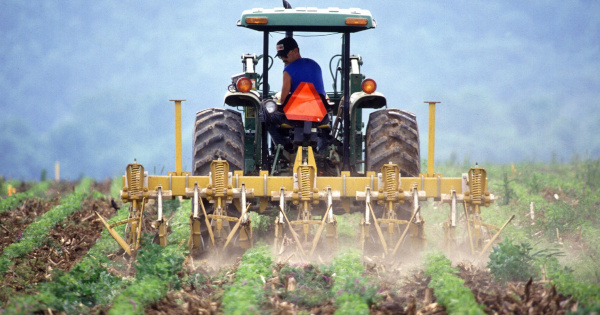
349,91,386,110
224,90,261,108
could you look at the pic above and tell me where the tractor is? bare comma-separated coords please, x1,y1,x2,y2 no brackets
98,3,513,260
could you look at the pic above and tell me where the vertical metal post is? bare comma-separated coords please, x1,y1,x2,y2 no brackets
425,101,440,177
261,31,270,171
342,32,351,171
170,99,185,175
55,161,60,182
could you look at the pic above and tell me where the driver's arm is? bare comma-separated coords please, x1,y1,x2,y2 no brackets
280,71,292,105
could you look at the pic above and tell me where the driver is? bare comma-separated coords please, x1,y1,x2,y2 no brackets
276,37,326,104
265,37,328,151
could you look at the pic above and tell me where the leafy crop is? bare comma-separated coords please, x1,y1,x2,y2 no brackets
222,244,273,315
328,248,379,314
109,240,186,315
109,199,187,315
424,252,484,315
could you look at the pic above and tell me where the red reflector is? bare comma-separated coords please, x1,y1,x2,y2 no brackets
283,82,327,122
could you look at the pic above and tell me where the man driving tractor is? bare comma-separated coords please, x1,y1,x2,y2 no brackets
265,37,330,152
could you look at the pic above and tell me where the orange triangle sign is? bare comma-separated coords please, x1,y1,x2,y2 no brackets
283,82,327,122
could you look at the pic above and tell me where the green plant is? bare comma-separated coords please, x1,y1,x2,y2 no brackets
222,244,273,315
2,187,131,314
488,238,563,282
109,240,186,315
248,211,274,235
329,248,380,314
543,257,600,312
527,173,542,194
488,239,537,282
279,263,333,307
424,252,484,314
501,171,516,205
108,201,188,315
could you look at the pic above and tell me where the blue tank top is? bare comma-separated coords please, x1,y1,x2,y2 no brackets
284,58,326,96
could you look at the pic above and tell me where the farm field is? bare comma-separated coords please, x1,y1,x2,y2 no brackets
1,159,599,314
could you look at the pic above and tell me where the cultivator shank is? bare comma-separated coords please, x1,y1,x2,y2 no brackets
440,167,513,256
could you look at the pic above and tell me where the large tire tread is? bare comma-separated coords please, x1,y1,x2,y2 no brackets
365,109,420,177
193,108,244,175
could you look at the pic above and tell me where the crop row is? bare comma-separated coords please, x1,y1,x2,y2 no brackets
108,199,189,315
329,249,379,314
221,245,273,314
4,179,126,313
5,194,189,315
0,179,93,276
424,252,485,314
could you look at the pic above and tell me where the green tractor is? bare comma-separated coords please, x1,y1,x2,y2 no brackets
194,6,419,182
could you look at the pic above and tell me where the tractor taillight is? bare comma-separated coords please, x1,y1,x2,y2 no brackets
236,77,253,93
361,78,377,94
246,17,268,24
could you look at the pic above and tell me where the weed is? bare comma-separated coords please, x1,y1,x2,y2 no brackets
279,263,333,307
488,238,563,282
545,257,600,312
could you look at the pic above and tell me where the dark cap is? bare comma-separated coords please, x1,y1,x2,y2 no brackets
276,37,298,57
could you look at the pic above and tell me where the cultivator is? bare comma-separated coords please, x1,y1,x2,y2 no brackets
97,101,511,259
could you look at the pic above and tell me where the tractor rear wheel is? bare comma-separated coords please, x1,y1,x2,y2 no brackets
192,108,245,252
364,109,423,254
365,109,420,176
192,108,244,175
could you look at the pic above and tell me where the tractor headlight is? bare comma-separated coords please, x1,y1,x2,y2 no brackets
264,100,277,114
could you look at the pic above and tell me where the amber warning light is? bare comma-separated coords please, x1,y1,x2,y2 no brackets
236,77,253,93
246,17,268,24
361,78,377,94
345,18,368,26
